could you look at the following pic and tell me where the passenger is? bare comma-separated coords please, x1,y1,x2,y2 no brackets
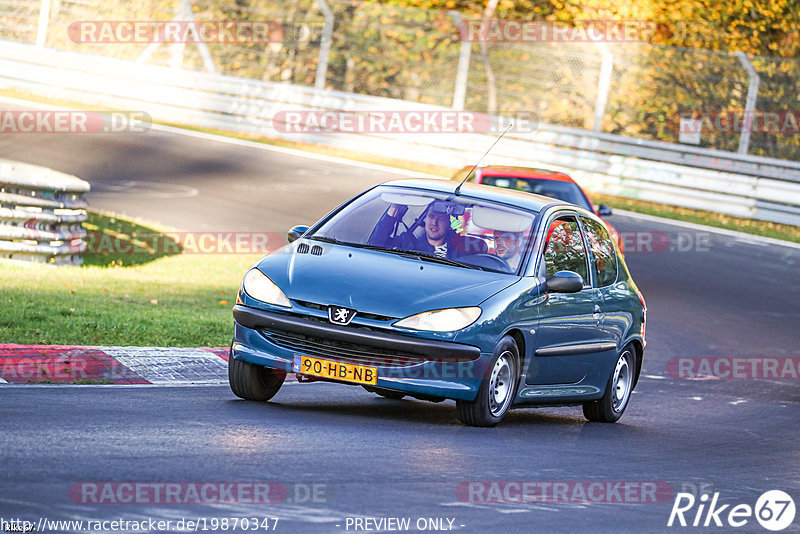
493,230,524,268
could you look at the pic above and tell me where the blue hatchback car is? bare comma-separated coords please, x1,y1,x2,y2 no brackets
230,179,646,426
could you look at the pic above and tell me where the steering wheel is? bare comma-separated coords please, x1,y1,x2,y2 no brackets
461,253,512,272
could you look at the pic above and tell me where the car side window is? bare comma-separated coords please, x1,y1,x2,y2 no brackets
542,216,589,283
581,217,618,287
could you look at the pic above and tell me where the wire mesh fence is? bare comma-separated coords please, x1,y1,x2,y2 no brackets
466,41,604,129
1,0,798,160
0,0,39,44
604,43,752,153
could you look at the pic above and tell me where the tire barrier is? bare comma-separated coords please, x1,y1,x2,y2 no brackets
0,158,89,265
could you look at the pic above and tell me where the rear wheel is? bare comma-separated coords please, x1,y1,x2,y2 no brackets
363,385,406,400
456,336,519,427
228,355,285,401
583,345,635,422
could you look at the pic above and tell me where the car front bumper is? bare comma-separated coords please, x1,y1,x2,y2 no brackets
231,304,490,401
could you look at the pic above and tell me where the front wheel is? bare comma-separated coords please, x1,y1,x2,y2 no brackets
456,336,519,427
228,355,285,401
583,345,635,423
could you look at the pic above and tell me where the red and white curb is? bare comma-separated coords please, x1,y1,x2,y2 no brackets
0,344,296,385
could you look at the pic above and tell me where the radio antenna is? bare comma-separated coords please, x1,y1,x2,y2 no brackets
454,122,513,196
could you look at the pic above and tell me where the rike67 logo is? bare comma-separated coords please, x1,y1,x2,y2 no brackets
668,490,796,531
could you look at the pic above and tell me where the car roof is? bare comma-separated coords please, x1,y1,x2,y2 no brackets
457,165,576,183
379,178,562,213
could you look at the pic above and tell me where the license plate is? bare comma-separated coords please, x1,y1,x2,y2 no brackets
292,354,378,385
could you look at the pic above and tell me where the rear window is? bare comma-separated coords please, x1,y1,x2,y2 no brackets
481,176,593,212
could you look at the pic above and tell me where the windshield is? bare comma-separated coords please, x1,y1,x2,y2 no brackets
480,176,594,211
306,186,537,274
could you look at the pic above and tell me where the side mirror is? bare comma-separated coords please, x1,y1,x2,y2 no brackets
597,204,612,217
545,271,584,293
287,225,309,243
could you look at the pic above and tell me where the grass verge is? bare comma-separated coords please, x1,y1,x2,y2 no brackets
0,211,260,347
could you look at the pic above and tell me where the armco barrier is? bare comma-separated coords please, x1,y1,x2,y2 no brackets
0,158,89,265
0,40,798,226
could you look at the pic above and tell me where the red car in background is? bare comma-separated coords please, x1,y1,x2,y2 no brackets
451,165,624,253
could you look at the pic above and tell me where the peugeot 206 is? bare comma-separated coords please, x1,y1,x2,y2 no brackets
229,179,646,427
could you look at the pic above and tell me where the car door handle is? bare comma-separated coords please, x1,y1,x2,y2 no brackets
593,305,601,314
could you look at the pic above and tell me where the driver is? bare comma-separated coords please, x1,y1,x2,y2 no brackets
370,200,469,259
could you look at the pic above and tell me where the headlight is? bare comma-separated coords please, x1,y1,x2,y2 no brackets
393,307,481,332
242,269,291,308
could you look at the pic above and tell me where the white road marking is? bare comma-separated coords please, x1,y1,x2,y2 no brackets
89,180,199,199
614,209,800,251
733,237,769,247
232,182,333,193
441,501,582,513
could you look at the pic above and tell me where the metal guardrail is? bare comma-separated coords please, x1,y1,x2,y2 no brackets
0,158,89,265
0,40,798,226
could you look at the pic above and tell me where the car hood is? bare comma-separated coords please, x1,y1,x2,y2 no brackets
255,241,518,319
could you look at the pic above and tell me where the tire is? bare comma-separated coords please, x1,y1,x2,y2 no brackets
228,355,285,402
363,385,406,400
456,335,520,427
583,345,635,423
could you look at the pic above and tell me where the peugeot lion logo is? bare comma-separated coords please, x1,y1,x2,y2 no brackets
328,305,356,325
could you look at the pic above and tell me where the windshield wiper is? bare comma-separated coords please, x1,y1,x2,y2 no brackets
307,236,484,270
342,243,478,268
307,235,349,246
309,236,393,251
408,251,485,270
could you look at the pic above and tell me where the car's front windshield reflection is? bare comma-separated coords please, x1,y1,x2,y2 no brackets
307,186,537,274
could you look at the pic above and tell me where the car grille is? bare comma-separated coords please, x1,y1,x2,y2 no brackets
291,300,397,322
261,329,427,368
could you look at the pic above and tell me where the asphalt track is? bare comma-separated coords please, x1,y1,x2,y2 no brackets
1,122,800,533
